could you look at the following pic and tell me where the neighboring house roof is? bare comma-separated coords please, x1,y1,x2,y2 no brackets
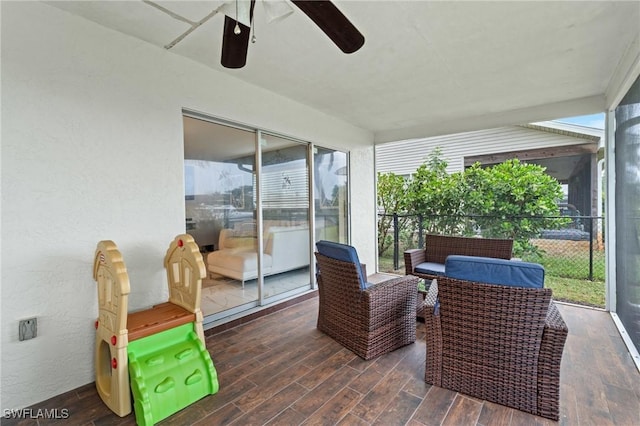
375,121,603,179
526,121,603,144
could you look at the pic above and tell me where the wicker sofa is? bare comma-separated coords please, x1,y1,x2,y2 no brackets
315,241,418,360
423,255,568,420
404,234,514,281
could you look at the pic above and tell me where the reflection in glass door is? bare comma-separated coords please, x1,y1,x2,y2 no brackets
184,116,259,319
260,134,312,300
314,147,348,243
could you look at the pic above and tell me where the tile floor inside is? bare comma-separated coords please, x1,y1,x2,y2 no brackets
201,268,312,316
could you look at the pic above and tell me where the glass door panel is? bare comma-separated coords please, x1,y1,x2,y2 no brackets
260,134,311,299
314,147,348,243
184,116,259,318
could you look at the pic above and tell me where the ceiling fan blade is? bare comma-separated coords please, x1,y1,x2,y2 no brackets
291,0,364,54
221,0,256,69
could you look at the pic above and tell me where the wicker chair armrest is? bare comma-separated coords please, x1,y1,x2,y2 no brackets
544,301,567,332
537,301,568,420
404,248,426,275
365,275,418,298
365,275,418,320
423,279,442,385
424,279,439,308
542,302,568,360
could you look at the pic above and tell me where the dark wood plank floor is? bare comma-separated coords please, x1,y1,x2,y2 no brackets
4,298,640,425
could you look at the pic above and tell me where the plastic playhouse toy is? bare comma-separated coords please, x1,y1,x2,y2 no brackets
92,234,218,425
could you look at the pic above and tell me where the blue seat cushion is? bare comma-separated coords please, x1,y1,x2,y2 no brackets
444,255,545,289
414,262,445,276
316,240,368,290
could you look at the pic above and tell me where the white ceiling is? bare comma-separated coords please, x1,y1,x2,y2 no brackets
46,1,640,143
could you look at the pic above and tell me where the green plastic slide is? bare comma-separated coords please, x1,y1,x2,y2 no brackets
127,323,219,425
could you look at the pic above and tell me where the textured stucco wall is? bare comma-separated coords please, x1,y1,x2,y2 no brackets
0,1,373,410
349,147,377,269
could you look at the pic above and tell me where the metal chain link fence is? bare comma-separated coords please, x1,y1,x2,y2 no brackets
378,213,605,308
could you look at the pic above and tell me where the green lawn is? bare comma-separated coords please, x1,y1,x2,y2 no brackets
522,247,605,307
523,249,605,282
543,275,605,308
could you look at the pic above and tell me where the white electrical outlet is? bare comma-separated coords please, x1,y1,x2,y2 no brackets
19,317,37,341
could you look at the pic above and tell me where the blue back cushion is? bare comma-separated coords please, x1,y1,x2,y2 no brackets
445,255,545,289
316,240,367,290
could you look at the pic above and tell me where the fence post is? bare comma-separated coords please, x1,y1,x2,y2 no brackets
418,214,424,248
393,213,399,270
393,213,400,270
589,216,594,281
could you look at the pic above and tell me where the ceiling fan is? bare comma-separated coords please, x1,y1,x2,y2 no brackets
220,0,365,69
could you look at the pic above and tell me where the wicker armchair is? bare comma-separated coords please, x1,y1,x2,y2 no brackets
423,276,568,420
405,234,514,281
315,241,418,360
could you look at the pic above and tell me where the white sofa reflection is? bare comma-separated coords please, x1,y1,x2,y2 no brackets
207,223,310,287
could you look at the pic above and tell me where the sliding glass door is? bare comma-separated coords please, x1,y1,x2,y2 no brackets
184,116,259,318
183,113,349,323
260,134,312,300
